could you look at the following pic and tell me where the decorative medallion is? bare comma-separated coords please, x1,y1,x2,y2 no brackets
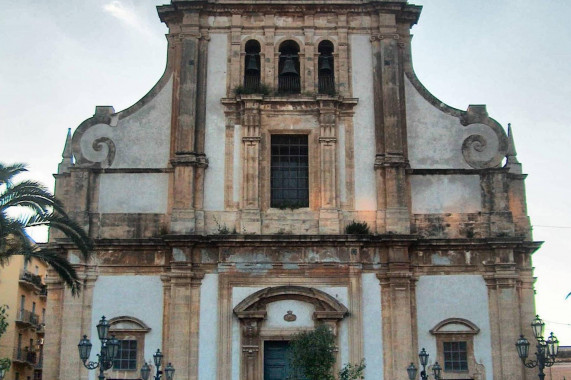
284,310,297,322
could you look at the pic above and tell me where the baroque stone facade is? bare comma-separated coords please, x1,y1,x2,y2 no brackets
46,1,540,379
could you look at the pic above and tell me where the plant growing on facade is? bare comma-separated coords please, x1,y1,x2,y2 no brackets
0,163,93,295
288,324,366,380
344,220,370,235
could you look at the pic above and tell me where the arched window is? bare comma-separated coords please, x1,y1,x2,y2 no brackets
244,40,261,92
318,40,335,95
278,40,301,94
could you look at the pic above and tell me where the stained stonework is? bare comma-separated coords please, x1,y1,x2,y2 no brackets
46,1,540,380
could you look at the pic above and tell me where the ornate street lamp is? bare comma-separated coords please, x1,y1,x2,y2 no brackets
407,348,442,380
78,316,121,380
516,315,559,380
141,349,175,380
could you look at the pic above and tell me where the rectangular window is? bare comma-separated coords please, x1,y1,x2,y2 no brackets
443,341,468,372
113,340,138,370
271,135,309,208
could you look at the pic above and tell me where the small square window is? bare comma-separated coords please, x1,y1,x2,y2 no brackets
113,340,138,370
443,341,468,372
271,135,309,208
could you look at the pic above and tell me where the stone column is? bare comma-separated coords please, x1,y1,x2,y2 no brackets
240,96,262,234
169,21,210,234
42,275,64,380
370,22,410,234
165,262,204,380
318,98,340,233
336,14,349,97
303,13,315,93
378,245,415,380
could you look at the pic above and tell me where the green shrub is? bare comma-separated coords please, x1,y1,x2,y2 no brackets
345,220,370,235
288,325,366,380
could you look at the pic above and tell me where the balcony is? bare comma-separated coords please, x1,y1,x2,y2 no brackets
13,347,37,366
39,284,47,299
15,309,39,328
19,270,43,291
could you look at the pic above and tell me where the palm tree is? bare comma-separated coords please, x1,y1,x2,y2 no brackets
0,163,93,295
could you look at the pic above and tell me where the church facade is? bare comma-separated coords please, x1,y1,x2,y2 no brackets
45,1,540,379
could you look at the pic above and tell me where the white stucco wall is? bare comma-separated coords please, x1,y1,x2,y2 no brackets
265,300,315,328
231,286,349,380
416,275,493,379
410,175,482,214
199,274,219,380
204,33,228,210
79,78,173,168
98,173,169,213
361,273,383,378
89,275,163,380
351,35,376,210
405,77,498,169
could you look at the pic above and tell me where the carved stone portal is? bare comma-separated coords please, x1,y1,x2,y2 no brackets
233,286,349,380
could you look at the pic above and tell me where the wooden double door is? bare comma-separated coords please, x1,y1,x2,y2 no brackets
264,341,309,380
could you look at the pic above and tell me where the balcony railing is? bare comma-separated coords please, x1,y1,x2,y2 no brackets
19,270,43,290
13,347,37,366
16,309,39,327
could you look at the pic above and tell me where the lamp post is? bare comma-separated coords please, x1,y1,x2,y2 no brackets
77,316,120,380
515,315,559,380
140,349,175,380
407,348,442,380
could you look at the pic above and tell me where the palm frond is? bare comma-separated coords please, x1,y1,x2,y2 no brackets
9,246,82,296
26,213,93,260
0,180,66,215
0,163,27,185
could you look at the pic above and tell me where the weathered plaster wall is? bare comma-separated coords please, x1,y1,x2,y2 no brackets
410,175,482,214
98,173,169,213
230,285,349,380
416,275,493,379
405,77,498,169
90,275,163,380
351,35,376,210
79,78,172,168
199,274,219,380
204,33,229,211
361,273,383,378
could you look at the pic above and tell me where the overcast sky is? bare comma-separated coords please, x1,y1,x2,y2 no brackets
1,1,570,344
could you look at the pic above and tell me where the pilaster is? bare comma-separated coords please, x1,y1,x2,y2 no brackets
165,262,204,380
370,29,410,234
378,245,415,380
317,98,340,233
169,25,210,234
484,248,524,380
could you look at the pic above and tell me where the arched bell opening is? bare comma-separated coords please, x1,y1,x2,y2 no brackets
318,40,335,95
278,40,301,94
244,40,261,92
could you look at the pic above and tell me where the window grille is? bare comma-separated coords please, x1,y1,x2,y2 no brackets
113,340,138,371
443,341,468,372
271,135,309,208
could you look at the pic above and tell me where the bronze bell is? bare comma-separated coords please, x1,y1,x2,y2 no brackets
280,55,298,76
245,54,259,73
319,56,332,73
